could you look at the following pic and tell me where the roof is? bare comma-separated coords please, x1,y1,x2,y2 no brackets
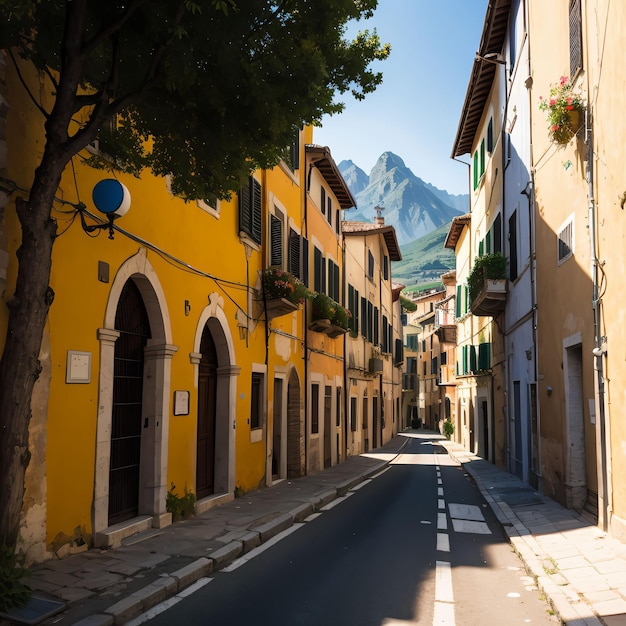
392,283,405,301
342,221,402,261
305,144,357,210
451,0,511,157
444,214,471,250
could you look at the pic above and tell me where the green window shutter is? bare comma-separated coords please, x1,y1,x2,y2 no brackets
456,285,461,317
360,297,367,337
478,342,491,370
462,345,468,374
373,307,379,346
334,263,340,302
302,237,309,288
473,151,479,190
486,230,492,254
480,139,485,177
469,345,477,372
478,239,484,257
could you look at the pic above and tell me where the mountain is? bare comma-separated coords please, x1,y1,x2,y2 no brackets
338,152,468,246
393,222,456,292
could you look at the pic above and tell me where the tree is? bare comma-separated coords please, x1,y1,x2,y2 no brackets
0,0,390,550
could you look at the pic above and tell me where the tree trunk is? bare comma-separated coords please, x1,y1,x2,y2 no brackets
0,152,63,548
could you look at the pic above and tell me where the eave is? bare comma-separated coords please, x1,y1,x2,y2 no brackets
444,214,471,250
306,144,356,210
451,0,511,158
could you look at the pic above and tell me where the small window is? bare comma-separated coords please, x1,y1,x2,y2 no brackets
350,397,357,431
509,211,518,280
327,196,332,226
250,372,263,429
367,250,374,280
335,209,340,235
569,0,583,78
288,228,301,279
311,383,320,434
487,118,494,154
270,208,284,267
473,151,479,190
336,388,341,428
321,187,326,216
558,217,574,265
383,255,389,280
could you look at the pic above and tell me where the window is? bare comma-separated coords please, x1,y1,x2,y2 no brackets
509,211,518,280
478,342,491,371
569,0,583,78
382,316,389,352
313,247,326,293
270,208,284,267
480,139,485,178
360,296,367,338
321,187,326,216
473,151,479,190
250,372,263,429
558,216,574,265
285,127,300,172
383,255,389,280
373,306,379,346
348,285,359,336
327,259,340,302
367,250,374,280
336,388,341,428
197,192,220,218
362,397,368,429
493,213,502,254
311,383,320,434
487,118,494,154
367,301,373,343
350,397,357,431
394,338,404,365
239,177,262,245
288,228,301,279
335,209,340,235
324,385,332,434
327,196,332,227
406,334,417,350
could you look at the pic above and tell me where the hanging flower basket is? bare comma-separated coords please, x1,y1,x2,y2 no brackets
539,76,585,145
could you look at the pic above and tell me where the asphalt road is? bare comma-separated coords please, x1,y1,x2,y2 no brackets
136,437,557,625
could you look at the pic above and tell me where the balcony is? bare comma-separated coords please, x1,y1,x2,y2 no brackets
435,324,457,344
308,293,349,339
469,277,507,316
266,297,299,319
468,253,508,317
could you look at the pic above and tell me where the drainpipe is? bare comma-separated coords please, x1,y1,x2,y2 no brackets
587,111,610,531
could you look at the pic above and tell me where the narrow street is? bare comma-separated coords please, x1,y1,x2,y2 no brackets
135,434,557,625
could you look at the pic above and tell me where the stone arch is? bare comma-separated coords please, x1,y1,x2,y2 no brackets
94,249,177,547
191,294,239,510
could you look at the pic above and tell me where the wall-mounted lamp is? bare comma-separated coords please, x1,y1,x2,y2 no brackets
81,179,131,239
238,325,248,341
184,300,191,316
547,386,553,397
476,52,506,66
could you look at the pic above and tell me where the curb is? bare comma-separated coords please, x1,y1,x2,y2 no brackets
73,442,409,625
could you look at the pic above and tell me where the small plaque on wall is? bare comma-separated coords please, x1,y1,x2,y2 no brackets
174,390,190,416
66,351,91,384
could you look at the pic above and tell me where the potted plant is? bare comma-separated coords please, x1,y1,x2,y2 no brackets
309,292,350,336
261,268,310,318
468,252,507,304
539,76,586,144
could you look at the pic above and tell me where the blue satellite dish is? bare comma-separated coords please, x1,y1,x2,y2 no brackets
92,179,131,218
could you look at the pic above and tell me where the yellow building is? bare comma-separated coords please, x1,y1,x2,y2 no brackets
0,55,312,560
304,145,354,472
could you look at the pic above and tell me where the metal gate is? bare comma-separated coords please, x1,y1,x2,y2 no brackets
109,280,151,526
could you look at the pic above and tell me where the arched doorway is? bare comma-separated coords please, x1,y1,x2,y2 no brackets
197,326,218,499
109,280,151,525
286,368,303,478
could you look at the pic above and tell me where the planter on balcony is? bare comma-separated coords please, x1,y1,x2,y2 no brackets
470,277,507,316
308,318,331,333
265,297,299,319
326,324,348,339
368,358,383,374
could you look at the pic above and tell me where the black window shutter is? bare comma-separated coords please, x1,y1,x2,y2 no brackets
335,209,340,234
327,197,332,225
238,179,251,237
348,285,355,333
373,307,379,346
321,257,327,294
288,228,300,278
569,0,582,77
321,187,326,215
487,118,494,153
302,237,309,287
327,261,335,301
367,301,373,342
270,214,283,267
251,178,262,245
383,255,389,280
333,263,339,302
360,297,367,337
368,250,374,279
314,247,322,293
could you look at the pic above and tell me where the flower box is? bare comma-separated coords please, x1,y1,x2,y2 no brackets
266,297,299,319
309,318,331,333
326,324,348,339
470,277,507,317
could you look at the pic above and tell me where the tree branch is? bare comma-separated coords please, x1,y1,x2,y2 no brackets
7,49,50,119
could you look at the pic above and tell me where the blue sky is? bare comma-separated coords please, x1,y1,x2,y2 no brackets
314,0,489,197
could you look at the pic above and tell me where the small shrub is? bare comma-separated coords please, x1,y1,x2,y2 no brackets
443,419,454,440
0,544,31,612
468,252,507,303
166,483,196,522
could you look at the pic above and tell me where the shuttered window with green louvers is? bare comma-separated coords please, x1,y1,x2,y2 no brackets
270,213,283,267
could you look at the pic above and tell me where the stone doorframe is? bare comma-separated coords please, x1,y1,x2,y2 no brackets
190,293,239,508
93,249,177,547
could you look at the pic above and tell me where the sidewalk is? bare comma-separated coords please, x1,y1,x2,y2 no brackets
6,431,626,625
440,437,626,626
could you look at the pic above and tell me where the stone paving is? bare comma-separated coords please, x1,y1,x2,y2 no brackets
5,431,626,625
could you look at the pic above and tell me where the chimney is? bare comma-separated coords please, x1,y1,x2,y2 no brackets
374,205,385,225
